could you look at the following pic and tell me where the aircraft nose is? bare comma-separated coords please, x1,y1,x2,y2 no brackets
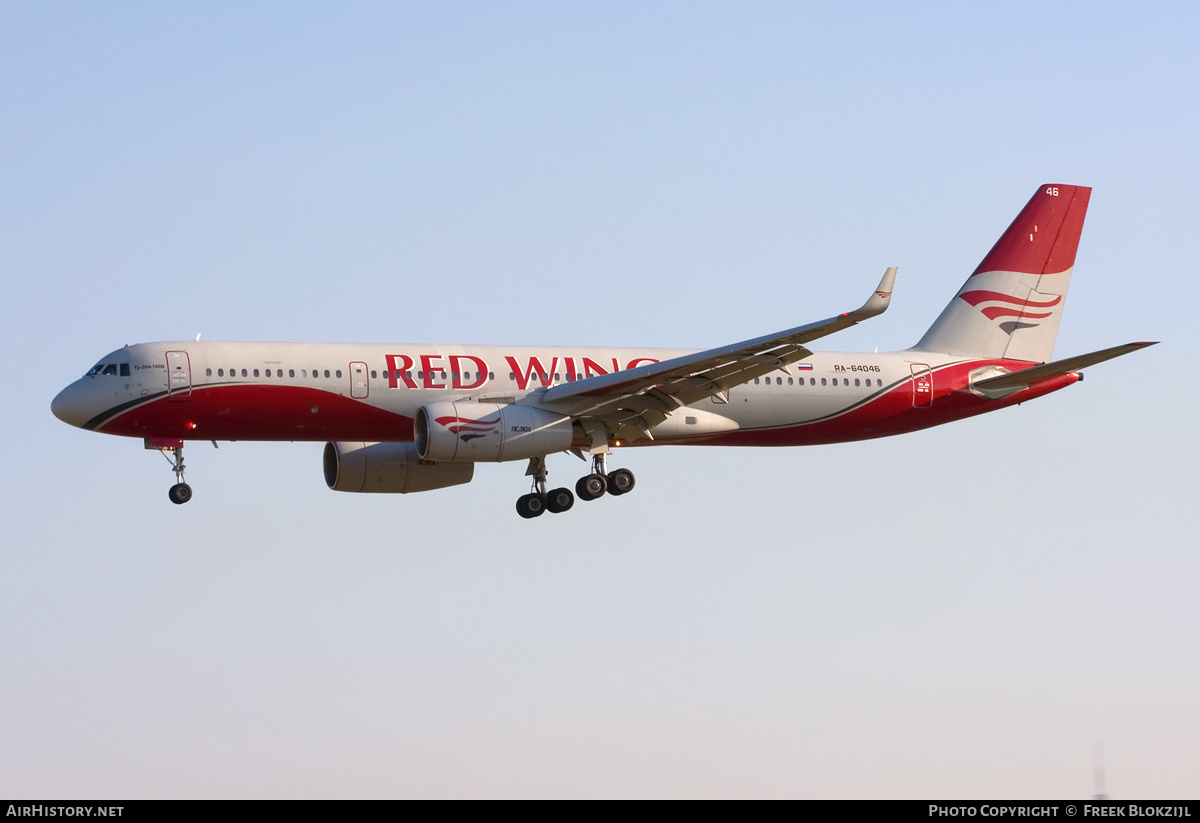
51,380,94,428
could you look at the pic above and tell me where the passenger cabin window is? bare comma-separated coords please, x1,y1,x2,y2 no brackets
206,368,212,377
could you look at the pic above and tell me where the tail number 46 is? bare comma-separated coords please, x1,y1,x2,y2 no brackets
1045,186,1059,196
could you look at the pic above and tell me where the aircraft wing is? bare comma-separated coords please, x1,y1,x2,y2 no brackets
539,267,896,441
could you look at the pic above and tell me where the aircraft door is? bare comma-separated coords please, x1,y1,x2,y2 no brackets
911,363,933,408
350,361,369,399
166,351,192,399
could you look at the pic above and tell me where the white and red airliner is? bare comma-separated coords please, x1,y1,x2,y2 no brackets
52,184,1154,517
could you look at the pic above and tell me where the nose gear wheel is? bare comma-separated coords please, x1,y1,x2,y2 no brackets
159,442,194,505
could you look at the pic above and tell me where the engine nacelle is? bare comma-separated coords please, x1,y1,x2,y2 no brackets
415,401,574,463
323,441,473,493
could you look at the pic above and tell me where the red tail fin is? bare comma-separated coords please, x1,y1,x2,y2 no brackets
972,184,1091,276
915,184,1092,363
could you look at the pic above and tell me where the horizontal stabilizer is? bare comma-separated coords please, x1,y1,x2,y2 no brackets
973,341,1157,392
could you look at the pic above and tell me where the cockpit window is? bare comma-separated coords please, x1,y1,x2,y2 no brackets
85,362,129,377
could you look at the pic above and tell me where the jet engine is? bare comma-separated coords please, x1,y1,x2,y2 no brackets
323,441,473,493
415,401,573,463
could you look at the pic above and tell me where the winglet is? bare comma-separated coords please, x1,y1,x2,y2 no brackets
851,266,896,320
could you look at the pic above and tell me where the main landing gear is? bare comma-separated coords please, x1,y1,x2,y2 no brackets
158,441,193,505
515,453,636,519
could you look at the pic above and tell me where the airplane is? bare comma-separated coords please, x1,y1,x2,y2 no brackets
52,184,1155,518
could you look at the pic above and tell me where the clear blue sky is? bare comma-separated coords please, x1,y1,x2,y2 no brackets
2,1,1196,798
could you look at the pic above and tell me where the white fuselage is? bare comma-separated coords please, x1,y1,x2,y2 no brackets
52,340,1073,450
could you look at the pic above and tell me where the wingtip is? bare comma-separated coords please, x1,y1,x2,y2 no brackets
856,266,897,318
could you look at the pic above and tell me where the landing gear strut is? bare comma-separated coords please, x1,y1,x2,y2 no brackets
159,442,193,505
576,451,608,501
515,455,575,519
575,452,636,501
514,452,637,518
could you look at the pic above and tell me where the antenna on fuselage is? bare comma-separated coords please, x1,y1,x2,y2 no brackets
195,333,202,341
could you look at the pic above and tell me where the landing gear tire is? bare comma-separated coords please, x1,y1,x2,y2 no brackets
576,473,607,501
168,483,193,505
516,493,547,519
607,468,636,496
546,487,575,514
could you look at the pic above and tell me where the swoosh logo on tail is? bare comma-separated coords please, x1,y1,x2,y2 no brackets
959,290,1061,322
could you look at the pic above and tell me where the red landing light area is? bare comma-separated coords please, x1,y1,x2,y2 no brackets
97,384,416,442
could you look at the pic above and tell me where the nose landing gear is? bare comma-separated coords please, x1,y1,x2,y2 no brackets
168,481,193,505
155,440,193,505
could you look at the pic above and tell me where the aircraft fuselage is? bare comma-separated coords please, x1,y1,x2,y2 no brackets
53,340,1075,449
